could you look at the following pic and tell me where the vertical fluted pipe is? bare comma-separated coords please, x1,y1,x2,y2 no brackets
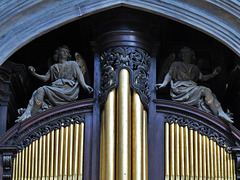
194,131,199,179
170,123,175,179
143,109,148,180
41,136,46,179
132,90,143,180
180,126,185,179
189,129,194,179
184,126,190,180
58,128,64,179
15,152,19,179
202,136,207,179
78,123,85,180
175,124,180,180
63,126,69,180
73,124,79,180
54,129,60,179
34,140,39,179
68,124,74,179
117,69,131,180
100,109,105,180
165,123,170,180
38,137,43,180
105,89,116,180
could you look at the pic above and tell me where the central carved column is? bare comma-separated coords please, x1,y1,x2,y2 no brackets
98,30,151,180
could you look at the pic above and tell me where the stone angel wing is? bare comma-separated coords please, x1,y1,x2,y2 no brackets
158,52,176,82
75,52,91,85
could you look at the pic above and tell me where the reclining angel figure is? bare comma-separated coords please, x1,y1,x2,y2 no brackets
155,46,233,123
16,45,93,122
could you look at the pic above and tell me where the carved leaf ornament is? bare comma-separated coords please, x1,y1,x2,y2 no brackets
99,47,150,107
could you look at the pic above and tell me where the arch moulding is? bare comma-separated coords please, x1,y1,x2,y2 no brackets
0,0,240,65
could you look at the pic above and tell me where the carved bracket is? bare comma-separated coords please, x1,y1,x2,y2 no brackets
99,46,150,107
165,114,232,152
1,152,15,180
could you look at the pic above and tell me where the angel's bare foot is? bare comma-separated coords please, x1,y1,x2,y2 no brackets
15,110,31,123
218,111,234,124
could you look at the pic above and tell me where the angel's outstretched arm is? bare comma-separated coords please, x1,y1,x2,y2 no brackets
28,66,50,82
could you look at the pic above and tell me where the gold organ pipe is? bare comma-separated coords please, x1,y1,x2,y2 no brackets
206,137,210,179
184,126,190,179
28,144,32,179
117,69,131,180
31,141,35,179
59,128,64,179
170,123,175,179
180,126,185,179
233,159,236,180
19,149,22,179
202,136,207,179
198,133,203,179
15,152,19,180
165,123,170,180
175,124,180,180
21,148,25,179
143,110,148,180
224,149,227,179
217,145,221,179
46,133,50,180
132,90,143,180
221,148,224,179
73,124,79,180
54,129,60,179
100,109,105,180
35,139,39,179
38,137,43,180
49,131,54,180
105,89,116,180
78,123,85,180
68,123,74,179
213,141,217,179
210,140,214,178
230,153,233,179
227,153,231,179
194,131,199,178
41,135,46,178
189,129,194,179
63,126,69,180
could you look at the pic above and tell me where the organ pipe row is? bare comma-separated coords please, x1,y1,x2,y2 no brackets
100,69,148,180
165,122,236,179
12,122,85,180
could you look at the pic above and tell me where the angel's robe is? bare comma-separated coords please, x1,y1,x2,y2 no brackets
27,60,83,112
168,61,219,113
40,60,81,107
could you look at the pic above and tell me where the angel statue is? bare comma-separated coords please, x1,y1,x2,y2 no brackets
16,45,93,122
155,46,233,123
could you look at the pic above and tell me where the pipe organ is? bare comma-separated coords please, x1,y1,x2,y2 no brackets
2,8,240,180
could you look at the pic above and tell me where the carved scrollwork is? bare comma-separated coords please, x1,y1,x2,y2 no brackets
3,155,12,180
99,46,150,107
164,114,232,151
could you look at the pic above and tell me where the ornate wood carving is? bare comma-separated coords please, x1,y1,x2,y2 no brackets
99,46,150,107
165,114,231,151
2,154,13,180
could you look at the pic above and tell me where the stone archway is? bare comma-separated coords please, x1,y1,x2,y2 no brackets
0,0,240,65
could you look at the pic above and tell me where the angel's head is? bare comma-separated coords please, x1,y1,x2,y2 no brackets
178,46,195,64
53,45,72,63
